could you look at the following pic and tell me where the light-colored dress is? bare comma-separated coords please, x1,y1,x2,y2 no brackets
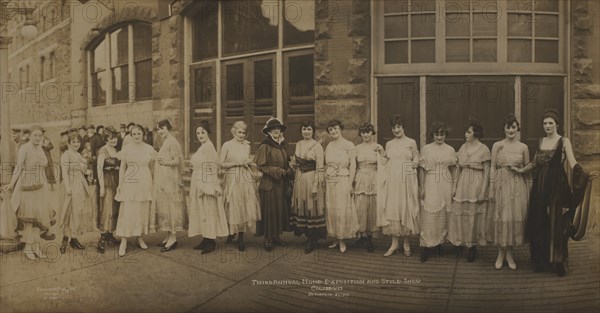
486,141,529,247
447,142,491,247
150,135,187,233
188,141,229,239
220,139,261,234
419,143,456,247
115,142,157,237
10,142,53,242
325,139,359,239
290,139,326,238
59,150,97,236
378,138,420,236
97,145,120,232
354,143,381,235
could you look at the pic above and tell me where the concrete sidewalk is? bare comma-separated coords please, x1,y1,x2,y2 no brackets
1,229,599,313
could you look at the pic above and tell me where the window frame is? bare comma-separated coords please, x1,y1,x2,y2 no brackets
87,22,153,107
374,0,565,75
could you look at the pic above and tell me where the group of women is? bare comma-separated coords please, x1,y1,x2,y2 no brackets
4,110,597,277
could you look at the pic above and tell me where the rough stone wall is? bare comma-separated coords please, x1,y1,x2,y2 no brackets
570,0,600,171
314,0,370,145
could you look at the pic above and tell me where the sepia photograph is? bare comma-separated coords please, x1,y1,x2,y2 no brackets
0,0,599,312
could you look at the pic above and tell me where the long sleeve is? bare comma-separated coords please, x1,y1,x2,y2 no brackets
254,144,284,180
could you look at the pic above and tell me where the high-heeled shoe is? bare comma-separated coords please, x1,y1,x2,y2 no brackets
137,237,148,250
403,242,411,257
194,239,207,250
366,236,374,253
420,247,427,263
24,249,36,261
60,236,69,254
304,240,314,254
506,248,516,270
160,241,178,252
495,248,505,270
201,240,216,254
97,233,107,254
339,241,347,253
264,242,274,252
556,262,566,277
467,246,477,262
70,238,85,250
384,247,398,257
225,234,236,244
106,232,120,246
119,240,127,257
33,246,47,259
157,240,167,248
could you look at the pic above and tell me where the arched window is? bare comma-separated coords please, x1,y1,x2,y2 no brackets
89,22,152,106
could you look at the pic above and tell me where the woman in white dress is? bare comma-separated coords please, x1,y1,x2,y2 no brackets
447,118,491,262
487,114,530,269
59,133,96,254
115,124,157,257
189,121,229,254
353,123,382,253
152,119,187,252
418,122,456,262
377,115,420,257
325,119,359,253
4,126,55,260
220,121,261,252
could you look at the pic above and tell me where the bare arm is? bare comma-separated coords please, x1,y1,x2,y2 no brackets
563,138,577,169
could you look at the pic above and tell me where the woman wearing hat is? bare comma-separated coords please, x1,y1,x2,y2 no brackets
254,117,293,251
95,127,121,253
188,121,228,254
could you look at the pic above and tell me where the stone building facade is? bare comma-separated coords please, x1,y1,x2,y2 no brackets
4,0,599,173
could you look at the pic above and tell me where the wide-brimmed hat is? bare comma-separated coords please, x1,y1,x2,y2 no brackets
262,117,287,135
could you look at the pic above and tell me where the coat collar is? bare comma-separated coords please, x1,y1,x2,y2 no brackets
262,135,285,148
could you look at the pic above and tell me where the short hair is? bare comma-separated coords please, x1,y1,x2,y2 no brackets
389,115,405,128
68,133,82,144
127,122,136,129
130,124,146,136
196,120,211,134
465,117,484,139
11,128,21,133
105,130,119,141
542,109,560,124
503,114,521,131
358,122,376,135
28,126,42,135
429,121,449,137
301,120,316,138
96,125,104,132
326,119,344,133
230,120,248,136
157,119,173,131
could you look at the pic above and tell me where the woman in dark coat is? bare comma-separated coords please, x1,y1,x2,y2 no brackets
254,117,293,251
512,109,599,276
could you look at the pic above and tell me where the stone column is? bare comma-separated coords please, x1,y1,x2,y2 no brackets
314,0,371,145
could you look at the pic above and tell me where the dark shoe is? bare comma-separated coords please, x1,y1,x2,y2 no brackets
352,236,367,247
161,241,178,252
467,246,477,262
264,242,273,252
273,239,287,247
157,241,166,248
237,232,246,252
556,263,566,277
201,240,216,254
193,239,206,250
40,232,56,241
366,236,374,253
225,234,236,244
106,233,120,246
70,238,85,250
96,233,107,254
304,240,314,254
420,247,427,263
60,237,68,254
